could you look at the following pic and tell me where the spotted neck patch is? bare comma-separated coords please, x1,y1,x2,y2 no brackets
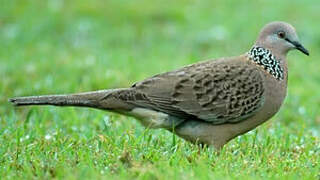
247,46,284,80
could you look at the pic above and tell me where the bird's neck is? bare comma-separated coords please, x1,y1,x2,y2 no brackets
247,46,285,81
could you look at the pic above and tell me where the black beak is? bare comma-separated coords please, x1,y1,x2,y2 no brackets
285,38,309,56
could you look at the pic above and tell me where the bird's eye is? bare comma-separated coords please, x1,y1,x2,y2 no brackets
277,31,286,39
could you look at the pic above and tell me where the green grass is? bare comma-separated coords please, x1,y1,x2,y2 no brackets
1,0,320,179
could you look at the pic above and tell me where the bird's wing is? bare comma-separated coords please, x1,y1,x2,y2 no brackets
120,57,265,124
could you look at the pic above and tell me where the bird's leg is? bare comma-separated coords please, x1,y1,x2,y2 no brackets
128,108,184,129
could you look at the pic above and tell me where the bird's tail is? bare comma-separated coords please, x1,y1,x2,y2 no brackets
9,88,133,110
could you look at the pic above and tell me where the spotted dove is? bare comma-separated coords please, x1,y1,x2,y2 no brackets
9,21,309,149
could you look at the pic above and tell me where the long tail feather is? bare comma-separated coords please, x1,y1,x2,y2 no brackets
8,89,130,110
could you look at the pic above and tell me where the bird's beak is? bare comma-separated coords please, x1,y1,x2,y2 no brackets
291,41,309,56
285,38,309,56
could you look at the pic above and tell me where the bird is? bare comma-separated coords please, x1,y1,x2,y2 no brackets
9,21,309,149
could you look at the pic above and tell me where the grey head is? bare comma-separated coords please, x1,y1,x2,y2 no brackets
255,21,309,56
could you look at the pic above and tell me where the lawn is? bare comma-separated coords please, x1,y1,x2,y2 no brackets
1,0,320,179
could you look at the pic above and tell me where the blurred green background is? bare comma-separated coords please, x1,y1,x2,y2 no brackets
1,0,319,179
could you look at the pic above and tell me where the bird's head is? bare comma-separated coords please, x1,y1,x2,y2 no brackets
255,21,309,56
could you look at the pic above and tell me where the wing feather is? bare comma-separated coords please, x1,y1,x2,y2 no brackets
123,58,265,124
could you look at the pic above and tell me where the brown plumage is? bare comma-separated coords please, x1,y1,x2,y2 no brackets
9,21,309,149
126,57,265,124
